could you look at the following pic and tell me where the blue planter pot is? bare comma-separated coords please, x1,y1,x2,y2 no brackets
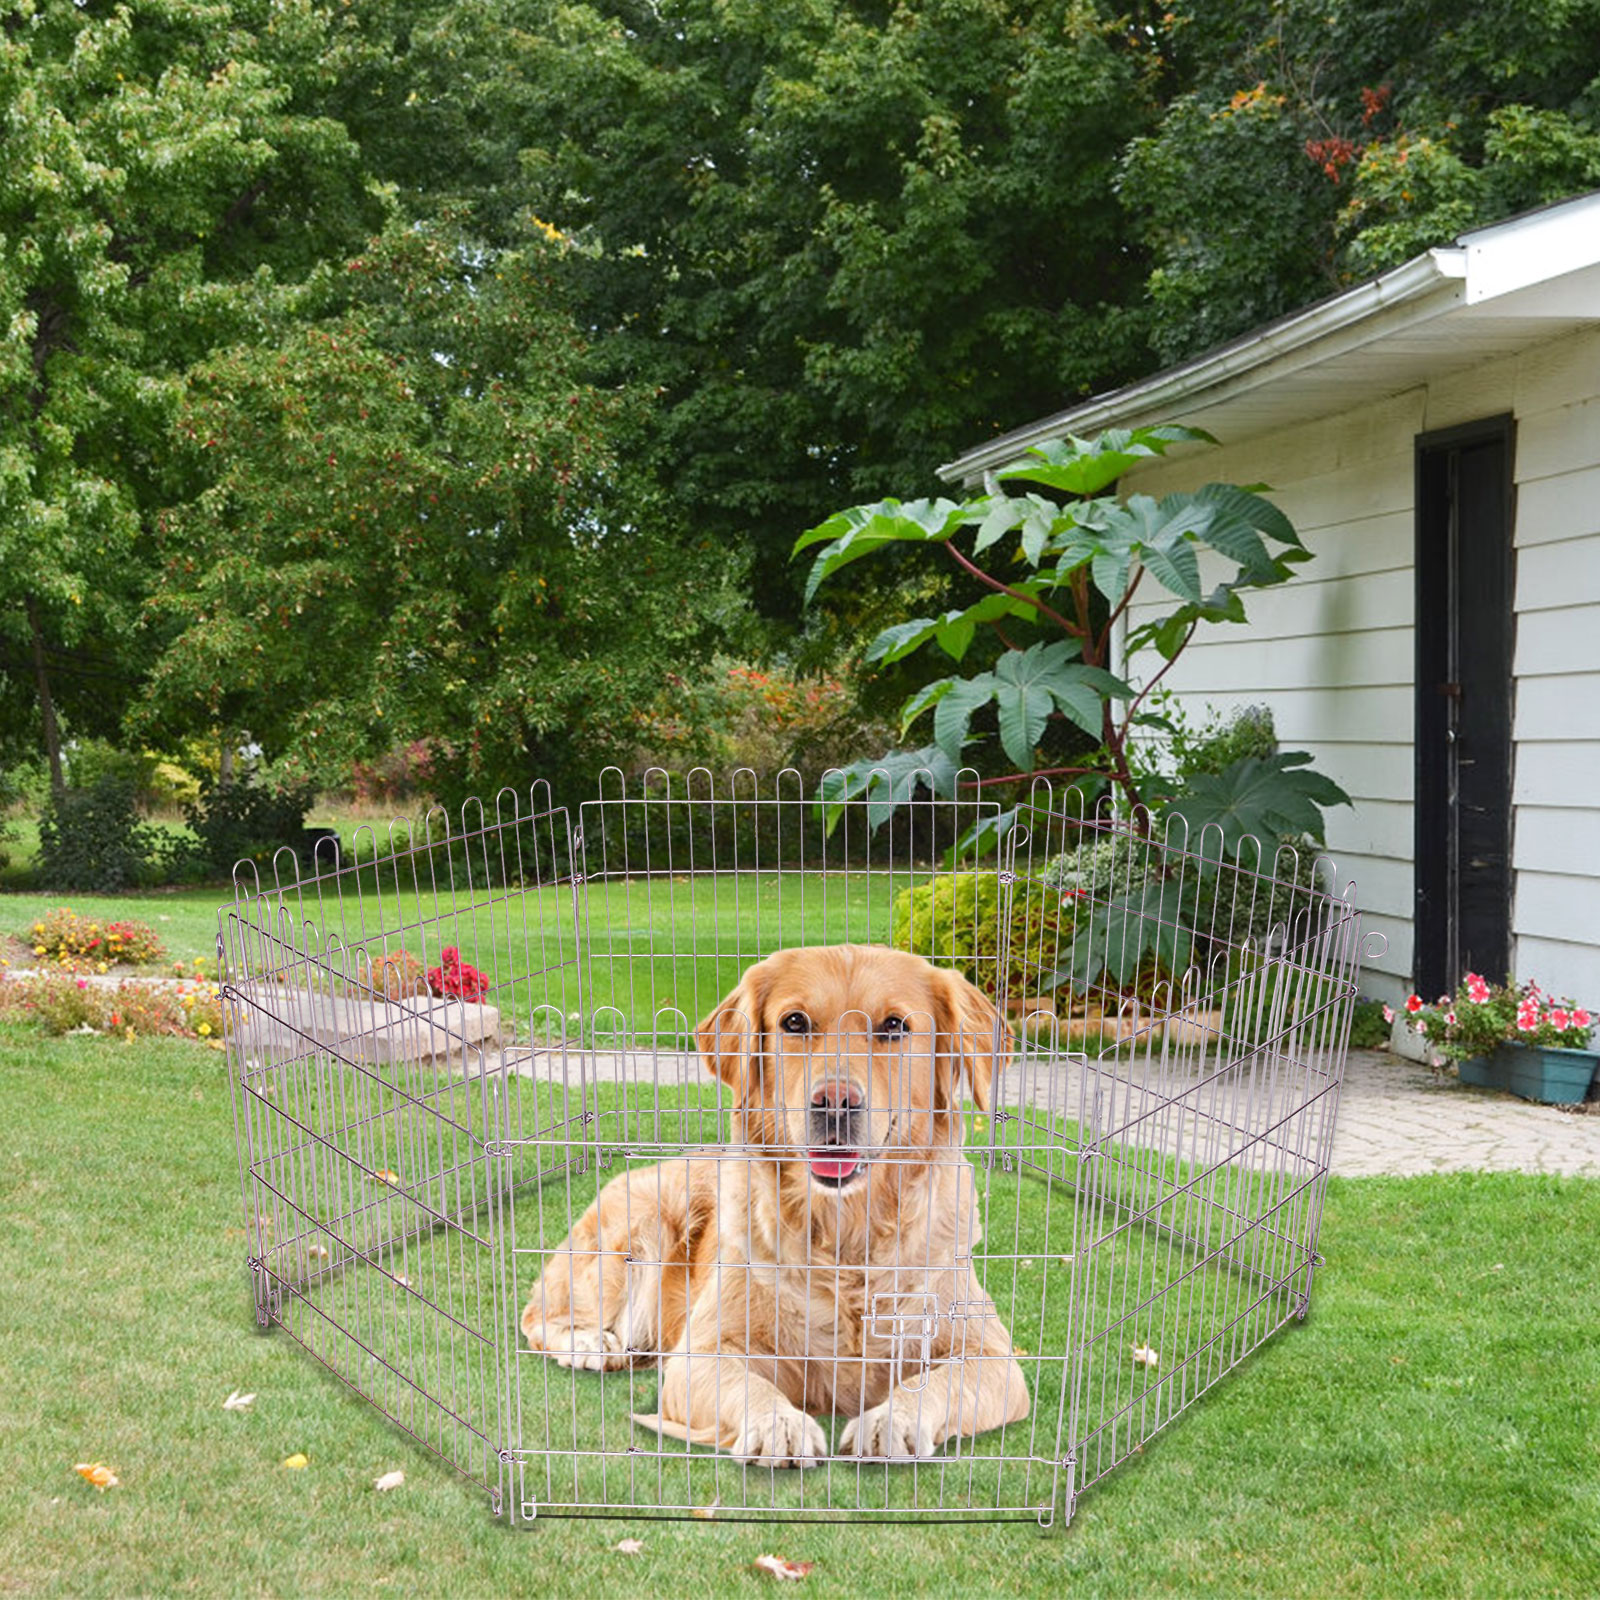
1458,1043,1599,1104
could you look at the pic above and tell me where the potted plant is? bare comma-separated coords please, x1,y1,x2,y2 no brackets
1397,975,1598,1104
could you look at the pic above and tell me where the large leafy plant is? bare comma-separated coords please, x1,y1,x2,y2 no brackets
796,426,1347,857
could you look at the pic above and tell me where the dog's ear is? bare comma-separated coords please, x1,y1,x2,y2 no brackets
695,962,769,1106
933,969,1009,1115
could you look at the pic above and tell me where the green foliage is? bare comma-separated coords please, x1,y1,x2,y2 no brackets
0,0,379,770
626,660,888,785
891,870,1073,1003
1350,997,1392,1050
1163,752,1351,862
510,0,1161,619
801,427,1333,849
136,218,738,806
34,779,157,894
173,777,320,881
1122,1,1600,361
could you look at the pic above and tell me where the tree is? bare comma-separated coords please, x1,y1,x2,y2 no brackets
0,0,379,791
508,0,1163,624
1120,0,1600,362
135,218,740,806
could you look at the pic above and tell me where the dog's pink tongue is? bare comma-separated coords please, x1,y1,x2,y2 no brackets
809,1151,860,1181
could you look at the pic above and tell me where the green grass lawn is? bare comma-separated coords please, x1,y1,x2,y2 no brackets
1,1024,1596,1597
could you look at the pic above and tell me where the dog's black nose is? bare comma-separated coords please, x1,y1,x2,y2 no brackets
810,1080,863,1111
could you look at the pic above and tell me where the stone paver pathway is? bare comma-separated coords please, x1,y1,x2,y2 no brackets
1329,1047,1600,1177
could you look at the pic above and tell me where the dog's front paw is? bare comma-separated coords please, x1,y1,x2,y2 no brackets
730,1401,828,1469
838,1397,940,1459
538,1325,630,1372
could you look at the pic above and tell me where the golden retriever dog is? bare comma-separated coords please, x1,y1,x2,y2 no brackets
519,945,1030,1466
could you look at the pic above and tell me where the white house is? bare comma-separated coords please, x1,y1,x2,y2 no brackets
941,189,1600,1009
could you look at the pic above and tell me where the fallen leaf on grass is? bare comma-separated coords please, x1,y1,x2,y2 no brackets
74,1462,118,1492
1132,1345,1159,1369
282,1453,309,1470
691,1496,720,1520
1013,1346,1031,1359
753,1555,814,1581
375,1170,401,1185
394,1275,414,1290
373,1470,405,1492
614,1538,644,1555
222,1389,256,1411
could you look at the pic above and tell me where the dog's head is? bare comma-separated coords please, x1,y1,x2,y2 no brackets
694,945,1008,1191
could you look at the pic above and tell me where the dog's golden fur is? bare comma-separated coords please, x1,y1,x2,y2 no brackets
519,945,1030,1465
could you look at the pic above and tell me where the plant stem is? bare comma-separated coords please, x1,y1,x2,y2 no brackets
942,540,1080,638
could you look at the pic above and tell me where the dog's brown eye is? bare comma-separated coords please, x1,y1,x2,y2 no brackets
877,1015,907,1038
779,1011,811,1034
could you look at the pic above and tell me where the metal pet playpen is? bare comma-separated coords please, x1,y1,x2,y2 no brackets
222,768,1368,1528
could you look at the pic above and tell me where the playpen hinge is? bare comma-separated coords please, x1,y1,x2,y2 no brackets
1311,1251,1325,1267
489,1488,502,1517
483,1141,513,1159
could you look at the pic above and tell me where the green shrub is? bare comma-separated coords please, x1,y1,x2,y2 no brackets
170,776,320,880
1350,997,1390,1049
34,778,158,892
892,870,1077,1003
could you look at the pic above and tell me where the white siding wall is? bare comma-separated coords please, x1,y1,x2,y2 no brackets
1118,327,1600,1006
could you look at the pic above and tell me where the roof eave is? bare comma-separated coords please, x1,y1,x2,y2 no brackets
939,248,1467,485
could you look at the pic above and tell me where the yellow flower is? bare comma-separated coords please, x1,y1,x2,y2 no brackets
34,945,45,955
197,1022,212,1037
281,1453,309,1471
125,1027,136,1042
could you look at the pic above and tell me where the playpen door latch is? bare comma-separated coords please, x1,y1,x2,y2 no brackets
868,1292,944,1392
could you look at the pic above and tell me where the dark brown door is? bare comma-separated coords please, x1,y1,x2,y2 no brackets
1414,417,1515,998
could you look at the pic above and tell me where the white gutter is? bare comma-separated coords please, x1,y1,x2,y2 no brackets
941,247,1466,484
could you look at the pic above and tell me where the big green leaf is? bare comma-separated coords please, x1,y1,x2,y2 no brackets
795,498,967,604
815,745,963,834
996,425,1215,497
1044,876,1198,994
1162,752,1352,859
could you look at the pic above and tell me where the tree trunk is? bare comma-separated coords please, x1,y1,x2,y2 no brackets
25,596,65,804
219,736,235,789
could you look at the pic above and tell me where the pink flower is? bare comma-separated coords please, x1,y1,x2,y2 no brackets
76,978,88,990
1382,1004,1395,1024
1416,1020,1428,1035
1445,1011,1457,1026
1405,994,1424,1015
1465,974,1490,1004
1517,1011,1539,1033
1550,1009,1569,1031
1574,1009,1592,1029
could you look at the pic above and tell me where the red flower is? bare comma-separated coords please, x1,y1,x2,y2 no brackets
1404,994,1423,1014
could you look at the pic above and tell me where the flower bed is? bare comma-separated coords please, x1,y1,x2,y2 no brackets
0,968,224,1046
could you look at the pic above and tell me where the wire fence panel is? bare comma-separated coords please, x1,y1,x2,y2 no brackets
222,768,1365,1528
